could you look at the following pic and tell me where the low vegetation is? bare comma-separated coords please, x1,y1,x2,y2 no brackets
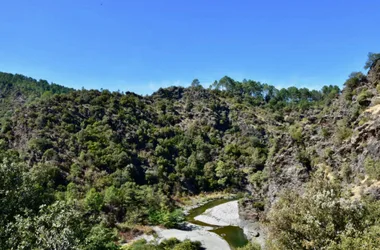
268,172,380,250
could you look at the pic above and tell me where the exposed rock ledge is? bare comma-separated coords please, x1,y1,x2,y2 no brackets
194,200,241,226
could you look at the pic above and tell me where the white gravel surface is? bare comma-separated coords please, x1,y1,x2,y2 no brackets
194,200,241,226
154,226,230,250
130,200,265,250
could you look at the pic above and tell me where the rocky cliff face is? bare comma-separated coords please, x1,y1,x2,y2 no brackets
264,59,380,208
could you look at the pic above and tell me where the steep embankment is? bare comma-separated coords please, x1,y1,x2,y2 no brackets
262,60,380,209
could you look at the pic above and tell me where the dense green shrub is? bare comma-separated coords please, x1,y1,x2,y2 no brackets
364,156,380,180
364,52,380,69
288,124,303,143
357,89,373,106
237,242,262,250
344,72,365,89
343,89,353,101
148,209,184,228
5,201,118,250
335,119,352,143
267,174,374,250
248,170,268,189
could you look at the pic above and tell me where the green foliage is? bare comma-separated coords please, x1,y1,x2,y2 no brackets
268,174,372,250
0,72,72,118
248,170,268,189
85,188,104,211
364,156,380,180
191,79,201,88
252,201,265,211
339,163,352,182
215,160,243,188
331,226,380,250
237,242,262,250
83,224,119,250
357,89,374,106
288,124,303,143
209,76,339,109
148,209,184,228
125,238,202,250
335,119,352,143
5,201,117,250
321,127,330,138
344,72,365,89
0,160,56,243
296,149,312,170
364,52,380,70
358,116,369,126
5,201,84,249
28,137,54,154
344,89,353,101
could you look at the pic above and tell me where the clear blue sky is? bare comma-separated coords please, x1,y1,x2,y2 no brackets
1,0,379,95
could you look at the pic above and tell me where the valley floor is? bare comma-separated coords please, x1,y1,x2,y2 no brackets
154,226,230,250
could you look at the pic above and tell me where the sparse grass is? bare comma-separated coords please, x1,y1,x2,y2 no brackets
365,156,380,180
358,116,369,126
335,119,352,144
288,124,303,143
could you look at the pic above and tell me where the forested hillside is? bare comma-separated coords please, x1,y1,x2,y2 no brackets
0,72,73,117
1,53,380,249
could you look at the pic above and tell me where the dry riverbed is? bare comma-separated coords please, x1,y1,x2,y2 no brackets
194,200,241,226
194,200,265,245
127,199,264,249
154,225,230,250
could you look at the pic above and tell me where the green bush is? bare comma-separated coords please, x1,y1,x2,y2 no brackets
148,209,184,228
358,116,369,126
248,170,268,189
339,163,352,182
85,188,104,211
297,149,311,169
267,174,371,250
344,89,353,101
252,201,265,211
335,119,352,143
288,124,303,143
364,52,380,69
364,156,380,180
344,72,364,89
321,127,330,138
357,89,373,106
237,242,262,250
83,224,118,250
